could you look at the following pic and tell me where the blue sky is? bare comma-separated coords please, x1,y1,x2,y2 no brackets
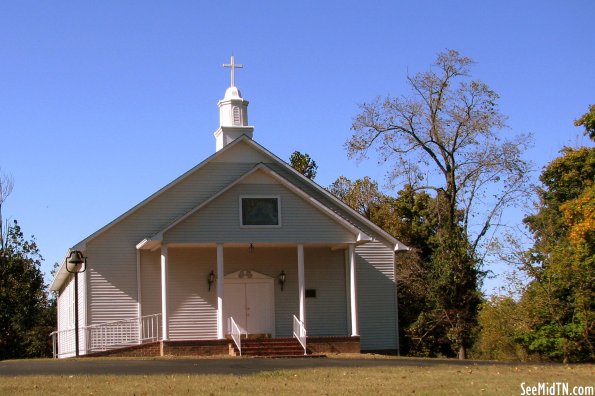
1,1,593,293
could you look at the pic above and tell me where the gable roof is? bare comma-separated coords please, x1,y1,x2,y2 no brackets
51,135,408,291
142,163,373,246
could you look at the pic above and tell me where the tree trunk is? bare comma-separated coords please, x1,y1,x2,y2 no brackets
0,202,3,251
458,343,466,360
563,341,569,364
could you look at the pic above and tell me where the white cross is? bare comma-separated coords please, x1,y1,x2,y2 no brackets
223,55,243,87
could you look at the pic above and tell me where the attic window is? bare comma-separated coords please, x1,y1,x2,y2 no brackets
240,196,281,227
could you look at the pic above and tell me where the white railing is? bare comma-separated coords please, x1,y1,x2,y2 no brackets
50,314,162,358
138,313,162,343
87,313,163,352
229,316,242,356
50,328,77,358
293,315,307,355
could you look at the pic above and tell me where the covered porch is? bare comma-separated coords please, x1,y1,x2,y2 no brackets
51,242,363,358
137,241,361,350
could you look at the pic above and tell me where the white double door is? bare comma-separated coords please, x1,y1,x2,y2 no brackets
224,274,274,336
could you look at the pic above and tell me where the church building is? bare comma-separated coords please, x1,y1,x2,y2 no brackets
50,57,408,358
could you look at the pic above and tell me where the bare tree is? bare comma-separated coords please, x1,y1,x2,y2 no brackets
348,49,531,259
0,169,14,252
347,50,532,359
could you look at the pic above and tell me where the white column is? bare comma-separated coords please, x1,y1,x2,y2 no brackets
348,244,359,336
160,245,169,340
344,249,351,329
216,244,224,339
137,250,142,317
297,244,306,325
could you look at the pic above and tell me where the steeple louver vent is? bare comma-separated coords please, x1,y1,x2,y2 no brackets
233,106,241,125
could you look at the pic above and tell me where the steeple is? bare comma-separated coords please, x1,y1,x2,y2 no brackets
214,55,254,151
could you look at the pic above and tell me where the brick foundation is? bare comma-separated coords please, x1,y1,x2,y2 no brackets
306,336,360,354
82,336,360,358
161,340,230,356
85,342,162,358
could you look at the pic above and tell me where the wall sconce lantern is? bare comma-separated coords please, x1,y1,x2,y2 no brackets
249,243,255,254
208,270,215,291
65,250,87,357
278,270,286,291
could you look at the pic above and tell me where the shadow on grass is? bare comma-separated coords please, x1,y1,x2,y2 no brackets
0,354,562,377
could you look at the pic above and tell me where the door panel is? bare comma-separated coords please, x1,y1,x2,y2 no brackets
224,283,247,334
246,282,273,334
223,278,274,336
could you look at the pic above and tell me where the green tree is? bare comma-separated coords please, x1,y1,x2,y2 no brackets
289,151,318,180
0,220,55,359
471,295,530,361
386,187,457,357
328,177,468,357
346,50,531,358
328,176,382,219
521,146,594,363
574,104,595,141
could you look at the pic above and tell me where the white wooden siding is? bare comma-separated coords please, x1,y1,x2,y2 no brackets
162,247,296,340
218,247,347,338
167,248,217,340
87,241,138,325
57,276,74,356
56,271,87,356
79,269,87,354
85,162,257,326
194,246,298,338
159,246,348,339
57,278,72,333
164,183,355,245
304,248,348,336
77,145,398,351
356,241,398,351
212,141,270,163
140,250,161,316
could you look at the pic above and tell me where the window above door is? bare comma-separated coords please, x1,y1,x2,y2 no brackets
240,196,281,227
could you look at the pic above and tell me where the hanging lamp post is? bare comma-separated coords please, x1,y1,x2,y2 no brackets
65,250,87,357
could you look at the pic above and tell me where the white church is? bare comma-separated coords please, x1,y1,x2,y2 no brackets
50,57,408,358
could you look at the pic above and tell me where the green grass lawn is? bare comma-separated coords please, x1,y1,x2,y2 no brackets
0,358,592,395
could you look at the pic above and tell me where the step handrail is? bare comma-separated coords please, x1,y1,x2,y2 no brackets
292,315,307,355
229,316,242,356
